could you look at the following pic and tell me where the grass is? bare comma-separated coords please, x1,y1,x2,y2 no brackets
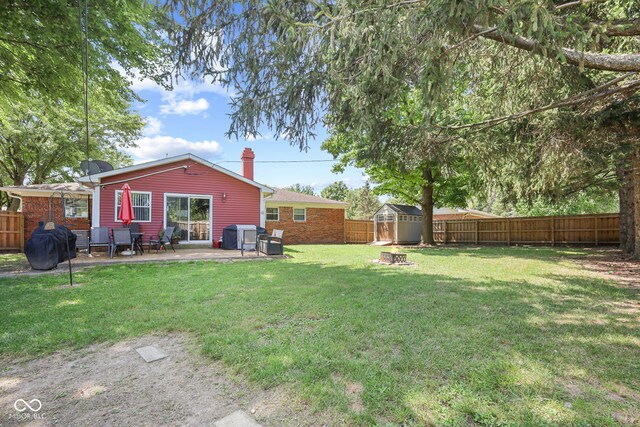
0,252,29,272
1,245,638,425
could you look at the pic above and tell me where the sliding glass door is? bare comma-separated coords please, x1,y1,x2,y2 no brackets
165,194,212,243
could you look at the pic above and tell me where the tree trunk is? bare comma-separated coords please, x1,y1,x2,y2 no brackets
633,147,640,259
421,166,435,245
618,163,635,254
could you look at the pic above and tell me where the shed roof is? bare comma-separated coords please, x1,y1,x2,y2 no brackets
266,188,349,207
384,204,423,216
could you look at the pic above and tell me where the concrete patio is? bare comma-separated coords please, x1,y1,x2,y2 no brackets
1,247,284,277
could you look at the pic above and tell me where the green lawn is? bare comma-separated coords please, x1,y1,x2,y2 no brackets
1,246,638,425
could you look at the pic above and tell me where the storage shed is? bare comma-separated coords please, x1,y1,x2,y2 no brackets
374,204,423,244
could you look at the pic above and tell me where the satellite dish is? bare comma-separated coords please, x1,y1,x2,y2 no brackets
81,160,114,175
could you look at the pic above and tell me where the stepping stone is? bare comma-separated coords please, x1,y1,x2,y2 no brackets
135,345,168,363
214,410,262,427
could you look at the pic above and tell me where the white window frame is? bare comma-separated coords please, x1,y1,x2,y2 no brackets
266,207,279,221
64,197,89,219
114,190,152,223
163,193,213,243
293,207,306,222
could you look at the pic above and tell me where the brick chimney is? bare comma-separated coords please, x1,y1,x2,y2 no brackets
241,147,255,180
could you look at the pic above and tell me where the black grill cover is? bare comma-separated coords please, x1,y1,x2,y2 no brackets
221,225,266,250
25,224,77,270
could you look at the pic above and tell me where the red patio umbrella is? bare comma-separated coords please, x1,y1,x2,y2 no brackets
118,183,135,225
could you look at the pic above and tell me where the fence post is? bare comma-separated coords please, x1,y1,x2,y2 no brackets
551,216,555,246
595,216,599,246
506,218,511,246
443,221,448,244
475,220,479,244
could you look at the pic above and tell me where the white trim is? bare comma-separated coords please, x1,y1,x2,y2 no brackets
77,153,273,193
260,193,267,227
265,201,347,209
163,193,213,243
265,207,279,222
114,190,153,223
293,207,306,222
91,187,100,227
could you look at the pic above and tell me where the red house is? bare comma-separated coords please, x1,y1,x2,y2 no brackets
78,148,272,245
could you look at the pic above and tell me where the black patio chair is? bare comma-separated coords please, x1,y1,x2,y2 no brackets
88,227,110,256
124,223,143,255
149,226,175,253
241,229,258,256
72,230,90,254
111,228,134,258
258,229,284,255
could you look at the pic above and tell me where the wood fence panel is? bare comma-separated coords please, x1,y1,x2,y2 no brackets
345,220,375,243
434,213,619,246
0,211,24,251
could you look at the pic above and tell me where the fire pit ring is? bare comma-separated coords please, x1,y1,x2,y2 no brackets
380,251,408,264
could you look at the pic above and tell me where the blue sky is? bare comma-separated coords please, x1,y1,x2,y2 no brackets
124,73,367,193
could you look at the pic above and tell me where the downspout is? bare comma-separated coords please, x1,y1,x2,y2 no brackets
5,192,23,211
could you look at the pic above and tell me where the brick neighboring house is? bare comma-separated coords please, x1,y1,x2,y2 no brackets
0,183,92,245
264,189,348,244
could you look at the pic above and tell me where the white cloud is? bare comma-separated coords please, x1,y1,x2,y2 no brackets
129,135,223,163
143,116,163,136
160,97,210,116
244,132,273,142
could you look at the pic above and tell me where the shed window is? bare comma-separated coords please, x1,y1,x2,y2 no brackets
115,190,151,222
266,207,279,221
377,214,385,222
64,197,89,218
293,208,306,222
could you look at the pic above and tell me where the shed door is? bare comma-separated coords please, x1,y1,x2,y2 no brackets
376,214,394,241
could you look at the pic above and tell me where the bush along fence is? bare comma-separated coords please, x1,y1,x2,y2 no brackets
433,213,619,245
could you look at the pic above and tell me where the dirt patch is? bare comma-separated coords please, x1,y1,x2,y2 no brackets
331,375,364,413
0,334,330,426
578,249,640,291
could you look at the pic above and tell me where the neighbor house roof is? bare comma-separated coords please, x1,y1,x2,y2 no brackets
265,188,349,208
0,182,92,197
77,153,272,193
385,204,423,216
433,207,500,218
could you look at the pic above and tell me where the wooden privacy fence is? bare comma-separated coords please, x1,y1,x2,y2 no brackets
433,213,619,245
0,211,24,251
345,219,375,243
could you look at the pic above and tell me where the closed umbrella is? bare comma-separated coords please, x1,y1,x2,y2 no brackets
118,183,135,225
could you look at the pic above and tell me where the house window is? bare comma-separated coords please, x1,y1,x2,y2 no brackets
64,197,89,218
115,190,151,222
293,208,306,222
266,207,279,221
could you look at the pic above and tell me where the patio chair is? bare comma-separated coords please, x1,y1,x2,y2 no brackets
72,230,90,254
125,223,140,233
149,226,175,253
258,229,284,256
111,228,134,258
88,227,110,256
241,229,258,256
124,223,144,255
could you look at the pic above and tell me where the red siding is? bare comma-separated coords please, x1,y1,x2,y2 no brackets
98,160,260,243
